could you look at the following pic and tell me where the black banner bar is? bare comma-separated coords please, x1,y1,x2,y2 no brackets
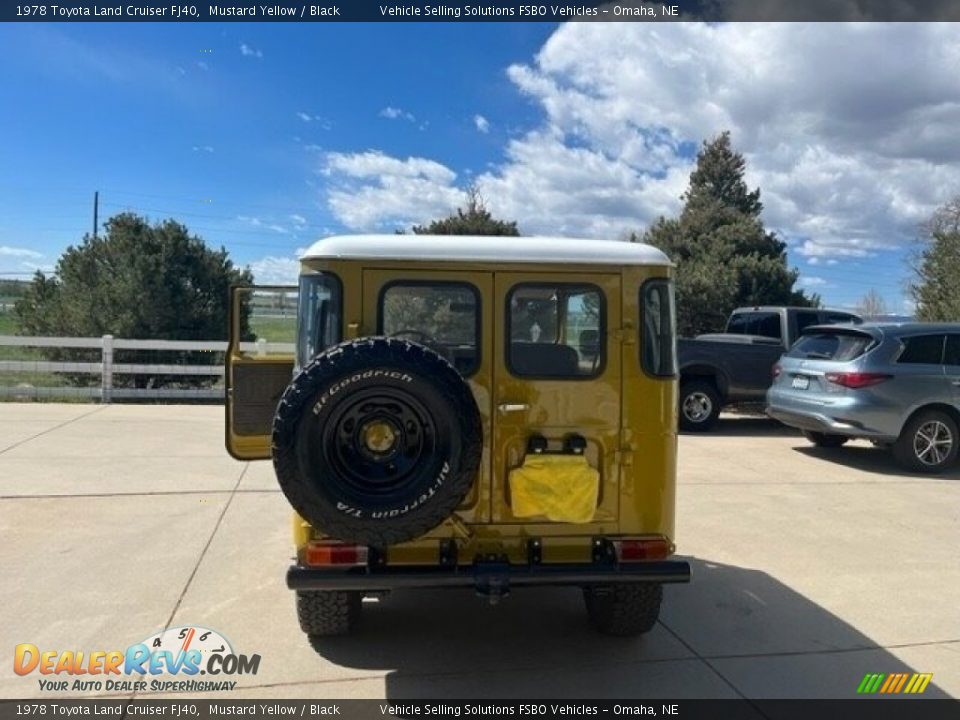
2,700,960,720
2,0,960,23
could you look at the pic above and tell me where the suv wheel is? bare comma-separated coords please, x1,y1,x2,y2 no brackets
802,431,848,448
583,583,662,636
893,409,959,474
296,590,362,638
679,380,721,432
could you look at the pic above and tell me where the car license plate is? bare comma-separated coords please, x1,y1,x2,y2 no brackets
791,375,810,390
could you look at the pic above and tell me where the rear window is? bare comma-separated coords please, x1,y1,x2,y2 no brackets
727,311,782,339
787,332,874,362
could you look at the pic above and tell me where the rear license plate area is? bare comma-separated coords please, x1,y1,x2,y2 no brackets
791,375,810,390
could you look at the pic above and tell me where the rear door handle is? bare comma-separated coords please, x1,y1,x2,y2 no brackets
497,403,530,413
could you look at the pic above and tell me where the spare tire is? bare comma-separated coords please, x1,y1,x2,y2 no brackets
272,337,482,546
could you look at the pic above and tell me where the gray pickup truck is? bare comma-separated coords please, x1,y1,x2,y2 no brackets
678,306,862,431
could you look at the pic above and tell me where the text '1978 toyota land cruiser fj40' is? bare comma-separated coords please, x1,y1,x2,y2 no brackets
224,235,690,640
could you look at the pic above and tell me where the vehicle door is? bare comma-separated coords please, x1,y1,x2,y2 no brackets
491,273,621,524
724,310,785,399
361,268,493,523
225,285,298,460
893,333,949,414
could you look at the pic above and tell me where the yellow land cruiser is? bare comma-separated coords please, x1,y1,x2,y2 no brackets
225,234,689,639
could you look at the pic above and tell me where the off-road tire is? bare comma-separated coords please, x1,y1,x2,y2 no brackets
893,409,959,474
679,380,721,432
272,337,482,546
802,430,849,448
583,583,663,636
296,590,361,637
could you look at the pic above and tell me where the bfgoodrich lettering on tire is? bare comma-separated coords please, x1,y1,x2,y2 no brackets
272,337,482,546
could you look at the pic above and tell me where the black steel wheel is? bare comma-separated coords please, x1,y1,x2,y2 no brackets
272,337,482,545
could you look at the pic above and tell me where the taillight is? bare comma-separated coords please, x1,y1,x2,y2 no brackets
772,364,782,379
824,372,892,389
305,542,369,567
612,537,672,562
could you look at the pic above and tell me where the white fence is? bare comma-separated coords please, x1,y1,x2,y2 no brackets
0,335,295,401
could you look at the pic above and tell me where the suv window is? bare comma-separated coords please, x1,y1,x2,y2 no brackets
788,331,874,361
898,334,945,365
508,283,603,378
943,334,960,367
641,279,677,377
727,311,782,339
379,282,479,376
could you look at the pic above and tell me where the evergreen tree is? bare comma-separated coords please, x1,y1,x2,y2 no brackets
412,186,519,236
642,132,815,336
911,196,960,321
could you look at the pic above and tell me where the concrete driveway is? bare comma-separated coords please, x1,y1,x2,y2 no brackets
1,404,957,700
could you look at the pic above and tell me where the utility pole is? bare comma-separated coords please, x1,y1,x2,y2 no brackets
93,191,99,239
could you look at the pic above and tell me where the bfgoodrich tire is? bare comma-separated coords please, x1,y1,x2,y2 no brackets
296,590,361,638
272,337,482,546
893,409,959,474
679,380,721,432
583,583,663,636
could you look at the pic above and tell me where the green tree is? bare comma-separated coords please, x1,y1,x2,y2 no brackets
640,132,816,336
412,185,519,236
14,213,252,388
911,197,960,321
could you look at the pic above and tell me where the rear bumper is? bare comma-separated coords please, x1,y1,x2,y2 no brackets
287,559,691,592
766,405,893,439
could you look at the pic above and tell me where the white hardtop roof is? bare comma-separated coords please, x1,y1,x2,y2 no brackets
300,234,671,266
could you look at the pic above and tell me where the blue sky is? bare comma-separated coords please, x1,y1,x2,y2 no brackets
2,22,957,315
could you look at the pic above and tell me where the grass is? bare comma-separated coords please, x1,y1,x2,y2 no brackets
249,314,297,343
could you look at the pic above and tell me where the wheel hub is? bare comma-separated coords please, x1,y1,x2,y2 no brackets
361,419,399,455
914,420,953,466
683,392,712,422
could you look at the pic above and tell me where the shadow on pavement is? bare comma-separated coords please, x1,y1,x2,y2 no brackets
684,416,800,438
793,445,960,480
307,558,950,700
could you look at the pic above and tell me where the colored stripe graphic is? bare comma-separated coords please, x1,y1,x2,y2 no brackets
858,672,933,694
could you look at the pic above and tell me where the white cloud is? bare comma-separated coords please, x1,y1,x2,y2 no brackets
798,275,828,287
321,24,960,256
239,43,263,58
0,246,43,259
289,214,307,227
196,61,208,71
325,151,462,229
380,106,416,122
296,111,312,123
249,256,299,285
474,114,490,133
191,145,214,153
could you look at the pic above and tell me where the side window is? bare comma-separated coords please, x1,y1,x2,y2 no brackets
296,274,342,369
898,335,945,365
943,335,960,367
508,284,603,378
795,311,821,334
641,279,677,377
379,282,479,377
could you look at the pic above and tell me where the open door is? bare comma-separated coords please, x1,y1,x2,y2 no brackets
225,285,297,460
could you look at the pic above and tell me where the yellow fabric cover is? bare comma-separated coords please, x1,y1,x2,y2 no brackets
509,454,600,524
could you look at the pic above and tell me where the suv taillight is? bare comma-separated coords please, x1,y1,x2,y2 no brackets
824,371,892,389
305,542,369,567
772,363,782,379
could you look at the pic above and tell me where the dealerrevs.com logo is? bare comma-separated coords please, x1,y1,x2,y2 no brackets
14,626,261,693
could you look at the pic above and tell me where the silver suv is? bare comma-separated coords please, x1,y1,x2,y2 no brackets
766,324,960,473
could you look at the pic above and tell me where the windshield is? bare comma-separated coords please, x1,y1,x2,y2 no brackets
296,273,342,369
